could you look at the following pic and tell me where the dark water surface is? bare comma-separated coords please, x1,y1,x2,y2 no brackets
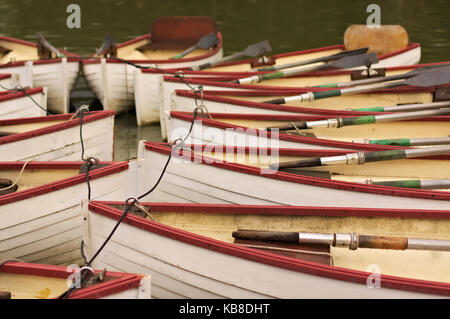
1,0,449,160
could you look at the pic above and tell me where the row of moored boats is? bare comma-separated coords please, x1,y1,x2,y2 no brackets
0,17,449,299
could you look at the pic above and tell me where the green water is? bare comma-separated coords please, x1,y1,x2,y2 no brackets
1,0,449,160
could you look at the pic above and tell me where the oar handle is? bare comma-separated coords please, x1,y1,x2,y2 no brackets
172,44,198,59
232,230,298,243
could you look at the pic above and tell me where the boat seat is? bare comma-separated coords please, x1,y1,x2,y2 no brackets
344,25,409,56
138,16,218,51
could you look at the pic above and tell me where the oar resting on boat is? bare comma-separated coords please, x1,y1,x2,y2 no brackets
262,65,450,104
272,145,450,169
232,230,450,252
365,179,450,190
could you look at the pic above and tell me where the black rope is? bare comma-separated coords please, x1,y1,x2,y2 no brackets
58,108,201,299
0,84,51,115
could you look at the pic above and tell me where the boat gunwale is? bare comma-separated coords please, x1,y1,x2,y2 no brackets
0,160,128,206
87,200,450,297
0,261,143,299
143,142,450,201
80,32,224,65
0,110,115,146
0,87,44,102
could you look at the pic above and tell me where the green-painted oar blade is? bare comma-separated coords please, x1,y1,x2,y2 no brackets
197,32,218,49
242,40,272,57
404,66,450,87
330,52,379,69
96,34,115,56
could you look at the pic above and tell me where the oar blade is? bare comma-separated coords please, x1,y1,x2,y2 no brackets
198,32,218,49
96,34,115,56
331,52,379,69
404,66,450,87
242,40,272,57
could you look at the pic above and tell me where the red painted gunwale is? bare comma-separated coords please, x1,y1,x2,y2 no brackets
143,142,450,201
0,110,115,145
81,32,223,65
172,88,440,117
0,73,11,79
0,161,128,206
169,111,450,151
88,200,450,296
0,87,44,102
0,261,143,299
0,35,80,65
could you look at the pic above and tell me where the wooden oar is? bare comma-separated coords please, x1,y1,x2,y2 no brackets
366,179,450,189
232,230,450,252
37,33,65,58
351,101,450,112
0,131,15,137
271,145,450,169
256,47,369,72
263,66,450,105
96,35,116,57
190,40,272,71
171,33,218,59
233,53,378,84
316,62,450,88
267,108,450,131
353,137,450,147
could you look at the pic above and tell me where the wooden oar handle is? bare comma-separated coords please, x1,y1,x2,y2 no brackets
0,178,12,187
232,230,298,243
263,98,285,104
267,122,307,131
359,235,408,250
0,291,11,299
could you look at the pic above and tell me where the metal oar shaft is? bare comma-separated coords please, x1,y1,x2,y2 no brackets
353,101,450,112
273,145,450,169
355,137,450,147
368,179,450,189
233,230,450,251
172,44,198,59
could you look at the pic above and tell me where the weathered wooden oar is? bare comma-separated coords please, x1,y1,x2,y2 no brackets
351,101,450,112
37,33,65,58
316,62,450,88
267,108,450,131
0,131,15,137
171,32,218,59
271,145,450,169
233,53,378,84
96,34,116,57
366,179,450,189
256,47,369,72
0,291,11,299
190,40,272,71
232,230,450,252
353,137,450,146
263,66,450,104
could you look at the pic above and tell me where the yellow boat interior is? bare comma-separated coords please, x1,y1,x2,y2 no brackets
115,202,450,284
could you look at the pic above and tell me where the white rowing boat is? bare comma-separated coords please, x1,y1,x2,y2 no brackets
0,160,138,266
82,16,224,115
166,111,450,150
0,73,13,90
136,142,450,210
83,200,449,298
0,260,150,299
135,26,423,127
0,35,80,114
0,110,114,161
0,87,47,120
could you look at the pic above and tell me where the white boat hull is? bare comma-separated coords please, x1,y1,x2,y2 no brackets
0,88,47,120
32,58,80,114
0,162,139,266
0,112,115,161
0,74,14,91
84,48,224,115
136,142,450,211
83,201,444,299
